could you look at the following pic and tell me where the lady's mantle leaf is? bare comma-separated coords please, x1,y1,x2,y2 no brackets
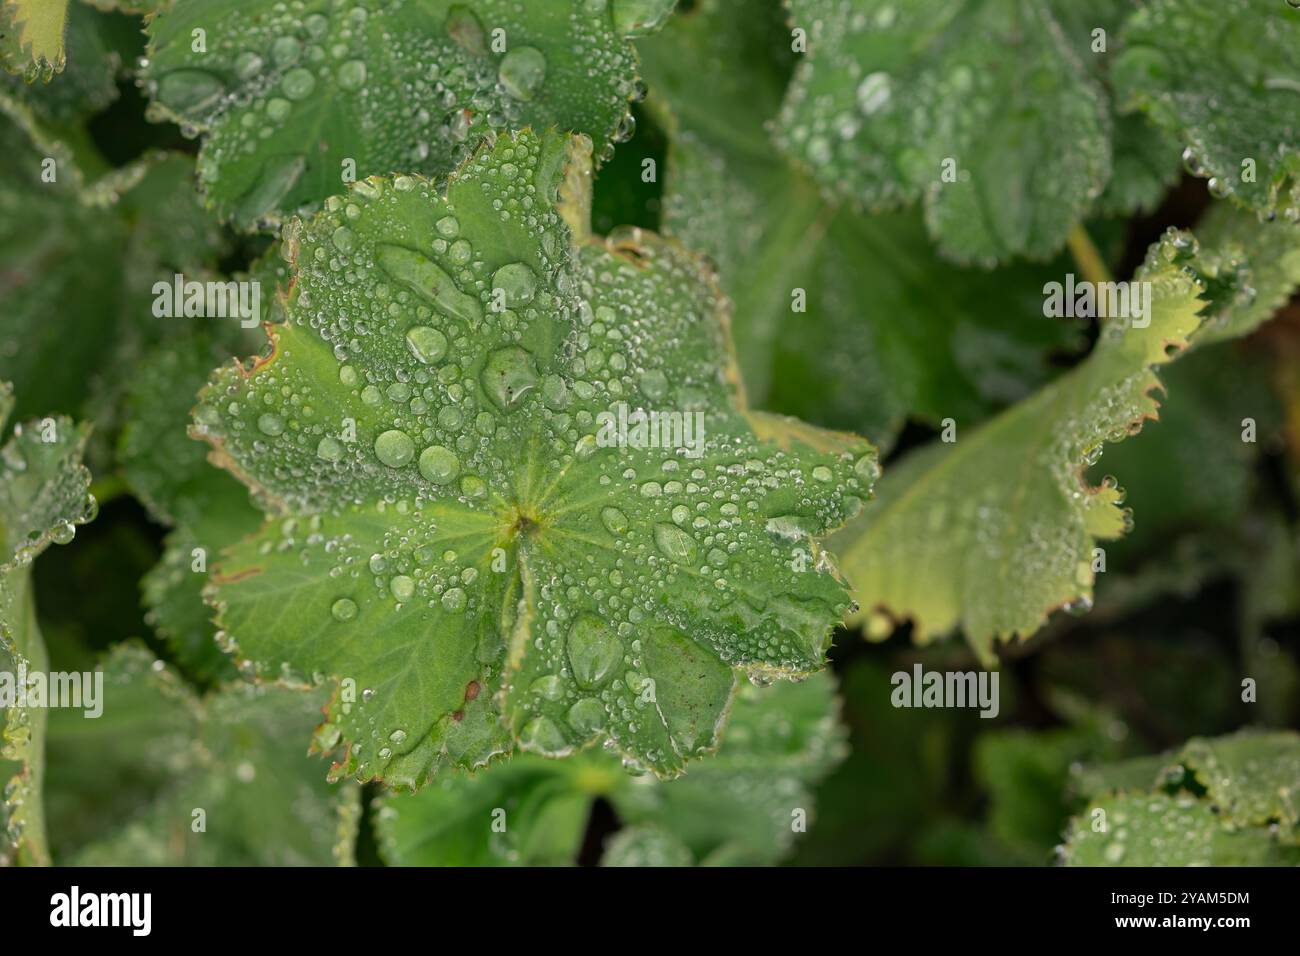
833,231,1215,665
1115,0,1300,221
0,382,96,865
1061,791,1298,866
0,0,70,80
1062,730,1300,865
3,1,120,122
141,0,650,229
120,332,263,683
196,129,875,789
638,0,1082,448
55,641,360,866
775,0,1110,265
374,673,844,866
0,104,227,436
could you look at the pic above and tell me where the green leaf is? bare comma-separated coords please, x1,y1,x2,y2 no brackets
84,0,172,14
1061,791,1300,866
1094,112,1182,219
1115,0,1300,220
43,640,200,860
607,673,847,864
120,331,264,682
55,642,360,865
0,106,227,439
141,0,650,229
1179,730,1300,837
1191,202,1300,346
3,2,120,123
1062,731,1300,865
834,230,1212,664
374,672,844,865
775,0,1112,265
375,750,610,866
0,381,95,866
1069,753,1171,803
1089,344,1280,561
0,0,70,80
973,723,1121,863
197,128,874,789
638,0,1080,446
600,823,693,866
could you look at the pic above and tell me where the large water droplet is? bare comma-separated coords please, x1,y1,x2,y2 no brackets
567,614,623,688
418,445,460,484
857,71,892,115
491,262,538,307
157,70,225,112
567,698,606,734
499,46,547,100
337,60,366,92
481,346,540,410
653,523,698,565
281,67,317,101
374,429,415,468
405,325,448,364
390,575,415,602
520,715,568,753
612,0,676,37
441,587,467,612
376,244,483,324
600,506,628,535
331,598,358,621
446,6,487,55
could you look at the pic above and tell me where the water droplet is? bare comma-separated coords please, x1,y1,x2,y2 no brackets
446,7,488,55
520,715,568,753
331,598,358,621
857,71,892,115
316,436,342,461
638,368,668,400
653,523,698,565
270,36,301,67
499,46,547,101
157,70,225,112
257,413,284,436
441,587,467,612
567,698,606,734
234,51,264,81
481,346,540,410
374,429,415,468
281,67,317,101
376,244,483,324
390,575,415,602
337,59,366,92
567,614,623,688
418,445,460,484
405,325,448,364
612,0,676,38
331,226,355,252
491,262,538,307
854,453,879,483
531,675,564,700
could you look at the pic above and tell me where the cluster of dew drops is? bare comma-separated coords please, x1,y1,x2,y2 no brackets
138,0,642,219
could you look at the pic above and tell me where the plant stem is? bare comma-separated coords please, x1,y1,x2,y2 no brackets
1067,223,1112,289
